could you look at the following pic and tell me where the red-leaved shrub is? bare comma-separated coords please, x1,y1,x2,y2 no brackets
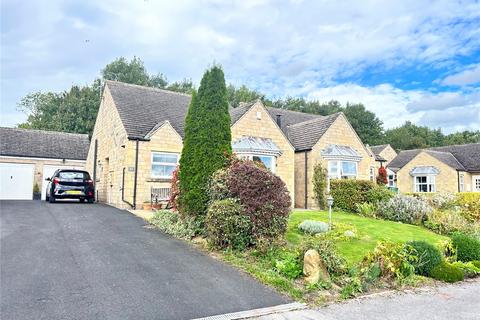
207,159,291,247
377,166,388,185
169,166,180,211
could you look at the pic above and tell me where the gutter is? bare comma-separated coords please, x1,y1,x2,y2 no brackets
121,139,140,209
122,167,134,208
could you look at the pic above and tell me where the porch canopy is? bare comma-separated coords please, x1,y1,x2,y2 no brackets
321,144,362,161
232,136,282,156
409,166,440,176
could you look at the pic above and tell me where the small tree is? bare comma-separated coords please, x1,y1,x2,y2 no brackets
312,163,327,209
179,65,232,220
377,166,388,185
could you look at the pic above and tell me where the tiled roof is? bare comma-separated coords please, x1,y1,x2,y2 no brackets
286,113,342,151
370,144,389,155
0,127,90,160
106,81,338,150
388,143,480,172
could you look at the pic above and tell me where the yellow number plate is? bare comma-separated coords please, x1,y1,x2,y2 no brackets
66,190,82,195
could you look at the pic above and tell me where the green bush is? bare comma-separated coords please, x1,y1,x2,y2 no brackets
376,194,432,224
298,220,329,235
451,261,480,278
205,198,252,250
451,232,480,262
300,238,347,275
273,250,303,279
179,66,232,218
150,210,201,239
424,209,478,236
456,192,480,222
366,185,394,204
363,241,417,279
355,202,377,217
312,163,327,209
429,262,464,283
472,260,480,269
330,180,376,212
407,241,442,276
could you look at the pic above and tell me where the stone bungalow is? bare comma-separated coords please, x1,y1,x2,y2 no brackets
387,143,480,193
86,80,376,209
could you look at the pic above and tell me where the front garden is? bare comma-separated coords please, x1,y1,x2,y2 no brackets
148,65,480,304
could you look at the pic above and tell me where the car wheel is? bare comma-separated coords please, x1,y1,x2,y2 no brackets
46,194,49,202
49,195,55,203
88,198,94,204
79,198,85,203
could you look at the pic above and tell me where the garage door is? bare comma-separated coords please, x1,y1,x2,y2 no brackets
41,165,85,200
0,163,35,200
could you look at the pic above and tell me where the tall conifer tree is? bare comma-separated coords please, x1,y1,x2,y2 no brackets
179,66,232,218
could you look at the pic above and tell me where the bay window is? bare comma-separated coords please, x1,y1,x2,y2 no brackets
414,175,435,192
328,160,358,179
151,152,179,178
239,154,276,172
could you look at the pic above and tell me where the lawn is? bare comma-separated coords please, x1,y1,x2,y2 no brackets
287,210,448,264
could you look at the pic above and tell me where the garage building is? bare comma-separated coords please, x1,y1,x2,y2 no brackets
0,127,90,200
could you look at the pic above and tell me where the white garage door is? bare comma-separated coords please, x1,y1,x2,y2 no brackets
41,165,85,200
0,163,35,200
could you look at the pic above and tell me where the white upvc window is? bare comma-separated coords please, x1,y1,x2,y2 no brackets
238,154,276,173
414,175,435,193
328,160,358,179
151,152,179,179
369,166,375,181
388,173,396,187
459,174,465,192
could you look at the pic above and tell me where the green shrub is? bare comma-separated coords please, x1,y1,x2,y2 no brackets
472,260,480,269
330,180,376,212
456,192,480,222
451,261,480,278
179,66,232,218
33,182,40,193
424,209,478,236
205,198,252,250
407,241,442,276
366,185,394,204
150,210,201,239
429,262,464,283
363,241,417,279
376,194,432,224
312,163,327,209
451,232,480,262
273,250,303,279
298,220,329,235
355,202,377,218
300,238,347,275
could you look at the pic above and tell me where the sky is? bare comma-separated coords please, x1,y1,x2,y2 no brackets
1,0,479,134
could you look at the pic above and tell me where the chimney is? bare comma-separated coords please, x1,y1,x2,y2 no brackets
276,114,282,128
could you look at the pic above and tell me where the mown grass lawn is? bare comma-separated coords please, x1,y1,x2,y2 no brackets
287,210,448,264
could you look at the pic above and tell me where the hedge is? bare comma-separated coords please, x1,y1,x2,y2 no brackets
330,180,393,212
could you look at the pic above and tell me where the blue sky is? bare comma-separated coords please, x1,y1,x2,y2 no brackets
1,0,479,133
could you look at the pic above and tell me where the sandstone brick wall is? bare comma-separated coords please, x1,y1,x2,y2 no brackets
396,151,459,193
231,102,296,205
379,145,397,165
297,114,376,209
85,85,129,208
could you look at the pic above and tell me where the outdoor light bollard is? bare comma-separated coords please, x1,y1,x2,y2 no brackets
327,195,334,231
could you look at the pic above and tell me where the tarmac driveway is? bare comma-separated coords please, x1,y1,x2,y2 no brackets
0,201,288,320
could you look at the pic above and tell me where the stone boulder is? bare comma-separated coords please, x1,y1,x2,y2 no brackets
303,249,330,284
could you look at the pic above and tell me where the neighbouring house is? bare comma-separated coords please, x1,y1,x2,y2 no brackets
0,127,89,200
86,80,376,210
388,143,480,193
369,144,398,187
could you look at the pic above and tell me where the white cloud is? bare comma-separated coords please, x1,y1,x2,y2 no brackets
441,64,480,86
406,91,476,112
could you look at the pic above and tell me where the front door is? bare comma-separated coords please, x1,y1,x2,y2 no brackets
473,175,480,192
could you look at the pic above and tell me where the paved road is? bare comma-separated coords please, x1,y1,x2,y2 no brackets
247,280,480,319
0,201,287,320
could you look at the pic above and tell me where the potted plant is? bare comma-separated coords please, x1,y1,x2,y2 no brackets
142,201,152,210
33,182,41,200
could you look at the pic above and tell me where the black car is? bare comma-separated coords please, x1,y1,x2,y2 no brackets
46,169,95,203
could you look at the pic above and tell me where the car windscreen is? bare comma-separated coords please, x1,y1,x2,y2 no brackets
58,171,90,180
